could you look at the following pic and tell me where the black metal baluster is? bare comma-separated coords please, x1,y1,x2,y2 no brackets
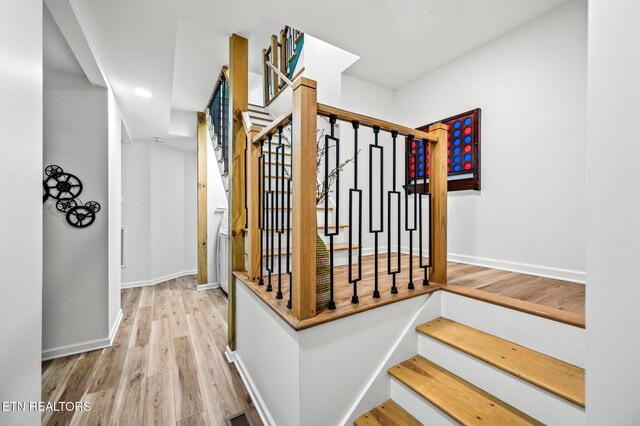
418,138,431,286
258,139,265,285
266,134,273,292
276,126,284,299
419,191,432,286
387,131,401,294
286,177,292,309
324,115,339,310
405,136,417,290
349,121,362,304
369,126,384,298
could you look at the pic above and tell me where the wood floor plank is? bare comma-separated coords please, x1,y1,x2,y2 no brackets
111,345,149,426
88,324,133,393
197,356,243,425
389,355,542,426
46,349,102,426
148,318,177,377
122,287,142,326
355,399,421,426
131,306,153,348
144,372,176,426
41,355,78,404
168,287,190,339
417,317,585,407
139,285,156,308
187,314,218,363
153,281,172,321
70,388,114,426
173,336,205,421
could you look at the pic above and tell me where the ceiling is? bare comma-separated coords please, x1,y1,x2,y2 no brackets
55,0,573,151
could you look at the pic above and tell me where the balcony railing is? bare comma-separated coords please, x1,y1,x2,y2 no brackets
241,77,448,323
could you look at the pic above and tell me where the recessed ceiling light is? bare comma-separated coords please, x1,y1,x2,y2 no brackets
134,87,152,98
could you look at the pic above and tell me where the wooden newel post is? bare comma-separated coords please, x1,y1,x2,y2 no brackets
291,77,318,320
246,126,262,280
228,34,248,351
197,112,208,286
428,123,448,284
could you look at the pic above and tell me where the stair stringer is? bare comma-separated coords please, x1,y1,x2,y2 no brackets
339,291,442,426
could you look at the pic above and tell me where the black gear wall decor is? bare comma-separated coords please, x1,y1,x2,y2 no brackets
43,165,101,228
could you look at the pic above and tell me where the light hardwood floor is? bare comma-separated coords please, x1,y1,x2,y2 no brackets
41,276,261,426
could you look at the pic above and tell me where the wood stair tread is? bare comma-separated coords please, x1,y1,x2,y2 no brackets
417,318,584,407
354,399,421,426
389,355,542,426
263,243,358,257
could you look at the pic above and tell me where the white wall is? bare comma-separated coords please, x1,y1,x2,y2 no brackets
0,1,42,423
121,140,151,280
150,145,186,278
107,88,122,331
394,0,587,282
43,68,116,357
183,151,198,272
586,0,640,423
121,141,198,286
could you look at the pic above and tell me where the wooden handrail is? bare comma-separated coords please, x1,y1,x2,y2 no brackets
204,65,229,110
252,107,293,144
317,103,438,142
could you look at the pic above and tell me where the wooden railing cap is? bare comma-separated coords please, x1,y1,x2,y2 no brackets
428,122,448,132
293,77,317,90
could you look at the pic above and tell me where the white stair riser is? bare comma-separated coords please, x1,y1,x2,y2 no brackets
418,334,585,425
442,292,585,368
390,378,457,426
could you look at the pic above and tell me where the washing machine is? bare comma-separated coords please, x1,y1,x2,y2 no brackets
216,207,229,293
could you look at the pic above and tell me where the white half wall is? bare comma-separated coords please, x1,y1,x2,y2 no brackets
121,141,198,286
0,1,43,423
586,0,640,424
394,0,587,282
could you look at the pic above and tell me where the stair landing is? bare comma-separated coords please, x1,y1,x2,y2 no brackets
233,254,584,331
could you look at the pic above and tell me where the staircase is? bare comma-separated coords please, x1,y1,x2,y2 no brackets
243,103,355,273
355,315,585,425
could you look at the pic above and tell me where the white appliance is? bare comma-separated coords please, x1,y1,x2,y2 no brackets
217,208,229,293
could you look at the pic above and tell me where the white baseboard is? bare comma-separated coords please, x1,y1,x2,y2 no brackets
359,245,585,284
227,349,276,426
121,269,197,288
196,282,220,291
446,252,585,284
42,309,123,361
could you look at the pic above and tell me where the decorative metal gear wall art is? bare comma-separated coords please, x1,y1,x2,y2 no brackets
43,165,101,228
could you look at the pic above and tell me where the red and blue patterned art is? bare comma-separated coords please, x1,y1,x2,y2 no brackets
407,108,481,192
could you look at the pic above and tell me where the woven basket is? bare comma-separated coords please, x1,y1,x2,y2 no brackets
316,234,331,312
